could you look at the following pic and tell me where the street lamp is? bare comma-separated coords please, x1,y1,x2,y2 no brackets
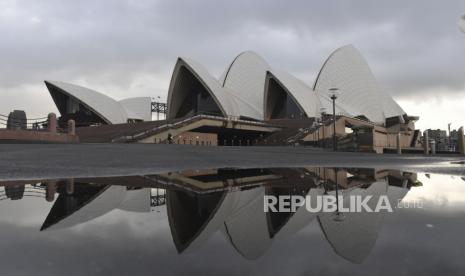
328,88,340,151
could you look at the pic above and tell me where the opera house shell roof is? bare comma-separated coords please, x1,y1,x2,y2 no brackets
45,44,406,126
313,45,405,123
167,45,406,124
45,80,152,125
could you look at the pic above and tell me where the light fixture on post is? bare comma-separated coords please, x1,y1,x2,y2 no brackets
328,88,340,151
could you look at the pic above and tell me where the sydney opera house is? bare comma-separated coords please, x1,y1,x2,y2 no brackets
41,45,421,152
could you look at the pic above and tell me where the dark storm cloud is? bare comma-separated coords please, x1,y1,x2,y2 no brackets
0,0,464,115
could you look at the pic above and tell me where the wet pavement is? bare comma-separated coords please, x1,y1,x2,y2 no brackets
0,144,464,180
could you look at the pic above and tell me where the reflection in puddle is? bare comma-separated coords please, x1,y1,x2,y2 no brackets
0,167,426,263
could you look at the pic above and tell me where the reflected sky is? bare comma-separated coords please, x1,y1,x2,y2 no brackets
0,168,464,275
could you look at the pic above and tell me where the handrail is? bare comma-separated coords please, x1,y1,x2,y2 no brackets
112,114,279,143
0,119,70,134
0,113,49,120
0,117,48,124
0,113,50,133
0,190,46,196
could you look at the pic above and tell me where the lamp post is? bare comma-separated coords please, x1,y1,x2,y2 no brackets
329,88,339,151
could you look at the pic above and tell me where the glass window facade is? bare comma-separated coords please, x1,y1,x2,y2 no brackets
266,78,306,119
47,83,107,127
173,66,223,118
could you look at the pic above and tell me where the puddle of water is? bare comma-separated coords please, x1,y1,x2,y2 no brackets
0,167,465,275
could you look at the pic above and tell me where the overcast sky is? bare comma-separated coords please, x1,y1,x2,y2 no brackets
0,0,464,130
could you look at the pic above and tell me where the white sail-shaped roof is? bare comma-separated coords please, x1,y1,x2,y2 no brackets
167,47,406,122
313,45,405,123
167,57,239,119
45,81,129,124
45,81,151,124
220,51,270,120
119,97,152,122
268,70,322,118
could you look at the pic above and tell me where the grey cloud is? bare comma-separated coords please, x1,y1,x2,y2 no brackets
0,0,464,116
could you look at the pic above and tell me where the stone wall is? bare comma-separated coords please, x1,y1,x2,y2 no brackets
0,129,79,143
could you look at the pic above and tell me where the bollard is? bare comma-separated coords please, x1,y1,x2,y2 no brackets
423,131,429,154
45,181,57,202
47,113,57,133
67,120,76,136
396,132,402,154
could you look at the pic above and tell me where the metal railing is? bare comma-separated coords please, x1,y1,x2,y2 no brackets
112,113,278,143
0,113,49,130
0,184,46,201
0,113,73,135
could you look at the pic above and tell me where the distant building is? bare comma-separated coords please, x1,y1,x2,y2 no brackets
426,129,448,151
424,128,464,152
450,129,460,151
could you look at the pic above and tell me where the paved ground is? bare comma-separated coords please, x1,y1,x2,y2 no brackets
0,144,464,181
